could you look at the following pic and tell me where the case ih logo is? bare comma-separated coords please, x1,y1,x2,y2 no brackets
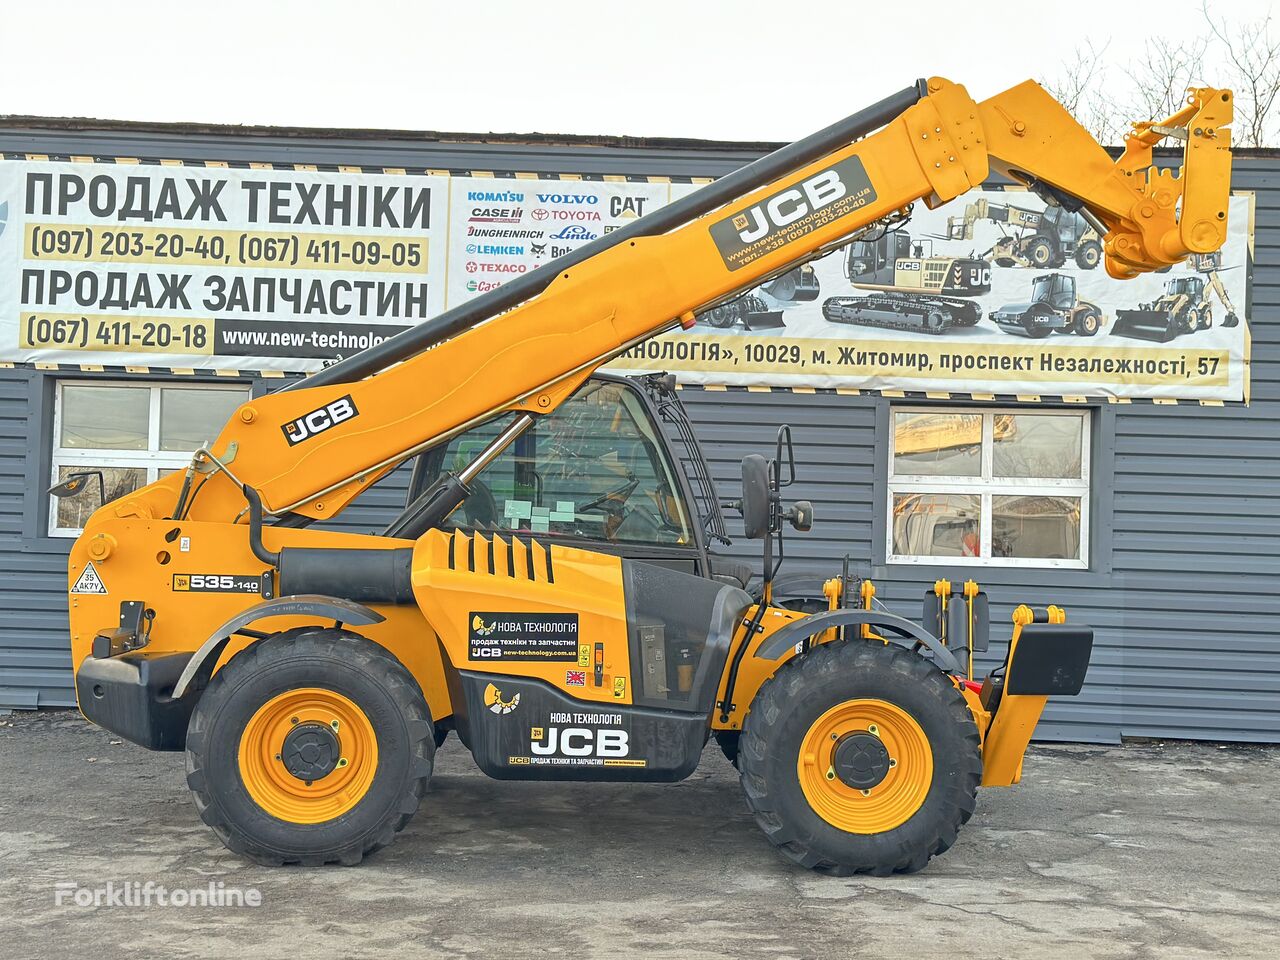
281,395,358,446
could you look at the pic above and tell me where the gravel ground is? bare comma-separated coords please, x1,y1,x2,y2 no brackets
1,710,1277,960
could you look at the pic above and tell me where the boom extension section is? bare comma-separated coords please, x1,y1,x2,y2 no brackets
97,78,1232,534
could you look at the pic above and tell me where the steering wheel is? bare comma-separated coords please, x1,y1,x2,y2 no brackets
459,479,499,528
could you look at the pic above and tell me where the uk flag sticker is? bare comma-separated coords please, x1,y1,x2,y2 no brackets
565,670,586,687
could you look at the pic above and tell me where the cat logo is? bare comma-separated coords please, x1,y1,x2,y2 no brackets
473,615,497,637
484,683,520,715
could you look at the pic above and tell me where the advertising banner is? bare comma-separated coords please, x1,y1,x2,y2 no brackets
0,162,446,370
0,158,1252,400
607,184,1252,402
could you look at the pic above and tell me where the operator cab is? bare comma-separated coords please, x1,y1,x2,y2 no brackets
1031,272,1076,310
399,373,755,591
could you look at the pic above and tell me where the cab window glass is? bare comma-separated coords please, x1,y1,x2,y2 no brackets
432,381,693,547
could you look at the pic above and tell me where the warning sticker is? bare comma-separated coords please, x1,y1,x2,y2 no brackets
71,562,107,595
468,612,579,661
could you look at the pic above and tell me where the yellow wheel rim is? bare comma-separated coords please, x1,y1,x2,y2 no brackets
797,698,933,834
237,687,379,824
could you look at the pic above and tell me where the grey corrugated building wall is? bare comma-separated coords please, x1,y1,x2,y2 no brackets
0,118,1275,743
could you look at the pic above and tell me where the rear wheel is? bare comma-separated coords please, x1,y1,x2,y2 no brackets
1075,241,1102,270
186,628,434,866
738,640,979,875
1074,309,1101,337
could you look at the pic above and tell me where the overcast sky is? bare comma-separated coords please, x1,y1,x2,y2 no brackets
3,0,1273,141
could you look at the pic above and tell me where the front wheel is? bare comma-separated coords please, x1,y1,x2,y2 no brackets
185,628,435,866
738,640,980,875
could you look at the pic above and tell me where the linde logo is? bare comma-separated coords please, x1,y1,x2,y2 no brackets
531,727,629,757
467,190,525,203
281,395,359,446
536,193,598,205
550,225,596,241
732,169,847,242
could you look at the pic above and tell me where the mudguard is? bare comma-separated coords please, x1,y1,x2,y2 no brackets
171,594,384,698
753,608,962,674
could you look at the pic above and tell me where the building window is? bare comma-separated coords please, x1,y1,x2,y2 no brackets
49,380,251,536
887,408,1090,568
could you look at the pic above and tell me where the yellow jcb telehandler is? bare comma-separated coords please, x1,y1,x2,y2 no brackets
57,78,1232,874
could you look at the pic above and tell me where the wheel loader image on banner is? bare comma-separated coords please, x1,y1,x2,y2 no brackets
822,228,990,333
990,273,1104,338
697,265,820,330
1112,251,1241,341
56,78,1233,874
946,197,1103,270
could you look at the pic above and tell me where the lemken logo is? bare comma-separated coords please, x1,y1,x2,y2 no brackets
281,395,359,446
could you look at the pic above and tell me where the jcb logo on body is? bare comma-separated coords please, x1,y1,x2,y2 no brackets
281,395,359,446
530,726,629,757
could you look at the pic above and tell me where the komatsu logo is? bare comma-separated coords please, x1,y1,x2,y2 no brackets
709,155,877,270
281,395,358,445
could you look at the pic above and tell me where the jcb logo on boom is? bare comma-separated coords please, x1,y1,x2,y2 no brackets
710,155,876,270
731,169,847,243
281,395,359,446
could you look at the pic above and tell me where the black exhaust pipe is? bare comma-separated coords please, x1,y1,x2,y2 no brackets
288,81,927,392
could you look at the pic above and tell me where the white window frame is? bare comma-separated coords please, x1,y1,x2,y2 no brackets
886,406,1090,569
49,380,251,537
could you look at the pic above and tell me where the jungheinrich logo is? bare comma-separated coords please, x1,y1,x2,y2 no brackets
281,395,358,446
709,155,877,271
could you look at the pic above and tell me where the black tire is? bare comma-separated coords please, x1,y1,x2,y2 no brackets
186,628,434,866
1073,309,1101,337
738,640,980,876
1075,241,1102,270
1026,237,1054,268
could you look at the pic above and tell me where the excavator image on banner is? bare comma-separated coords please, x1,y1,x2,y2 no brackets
56,78,1233,875
1112,250,1241,341
946,196,1104,270
822,228,990,333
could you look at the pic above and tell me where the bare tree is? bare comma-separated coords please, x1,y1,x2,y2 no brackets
1123,36,1209,121
1204,3,1280,148
1041,40,1127,146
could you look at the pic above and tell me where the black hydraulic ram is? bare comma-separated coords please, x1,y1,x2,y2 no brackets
286,81,927,391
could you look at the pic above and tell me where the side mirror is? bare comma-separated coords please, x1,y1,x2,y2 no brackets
740,454,771,539
787,500,814,532
48,470,105,503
